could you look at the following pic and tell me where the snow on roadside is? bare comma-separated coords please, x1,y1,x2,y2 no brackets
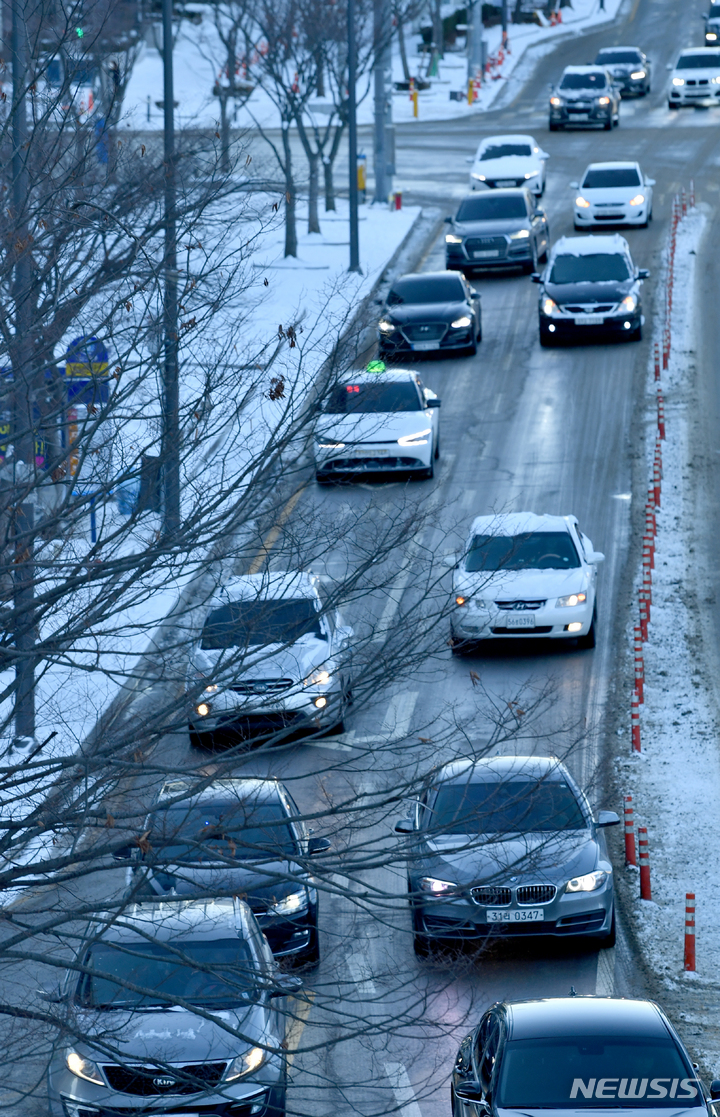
614,203,720,1020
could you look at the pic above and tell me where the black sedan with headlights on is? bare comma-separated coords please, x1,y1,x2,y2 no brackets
534,233,648,346
377,271,481,359
594,46,652,96
445,188,549,275
549,65,621,130
451,996,708,1117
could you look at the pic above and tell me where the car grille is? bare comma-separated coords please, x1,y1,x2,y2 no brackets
470,886,512,906
402,323,446,342
102,1061,227,1096
567,104,594,113
594,215,624,221
564,304,614,314
492,625,552,634
685,79,709,86
594,203,625,208
495,600,546,611
230,678,293,694
326,456,420,469
517,884,557,905
465,236,507,253
485,178,524,188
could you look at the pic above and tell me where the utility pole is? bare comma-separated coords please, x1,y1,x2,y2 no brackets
162,0,180,535
372,0,394,204
468,0,484,81
348,0,360,272
10,0,36,745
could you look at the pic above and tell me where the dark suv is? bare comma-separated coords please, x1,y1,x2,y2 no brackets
445,189,549,275
594,47,651,96
549,66,621,130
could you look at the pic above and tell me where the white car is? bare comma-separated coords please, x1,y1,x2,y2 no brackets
571,161,654,228
468,134,549,197
314,366,441,482
187,571,354,745
668,47,720,107
449,512,604,650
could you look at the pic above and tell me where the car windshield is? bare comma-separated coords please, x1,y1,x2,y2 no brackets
559,72,606,89
77,939,259,1009
595,50,642,64
677,53,717,68
480,143,533,160
323,381,422,414
429,779,586,835
148,801,298,862
549,253,630,284
456,195,527,221
465,531,580,572
201,598,322,649
582,168,641,188
497,1036,701,1109
387,276,464,304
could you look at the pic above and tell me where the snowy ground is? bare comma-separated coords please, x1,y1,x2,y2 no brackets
613,202,720,1047
121,0,624,135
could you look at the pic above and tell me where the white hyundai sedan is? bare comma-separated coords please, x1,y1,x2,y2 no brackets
449,512,604,651
314,365,440,482
571,161,654,228
468,134,549,196
668,47,720,107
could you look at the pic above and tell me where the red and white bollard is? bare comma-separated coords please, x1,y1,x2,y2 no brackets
631,692,641,752
643,535,654,570
653,462,661,508
684,893,696,971
682,188,687,218
634,626,644,704
639,595,649,642
657,390,666,441
645,505,656,538
654,342,660,382
690,179,695,208
638,827,651,899
624,795,637,866
643,573,652,617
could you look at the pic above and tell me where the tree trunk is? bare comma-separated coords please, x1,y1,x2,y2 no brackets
281,124,298,257
397,18,411,83
307,151,320,233
323,157,335,212
432,0,444,60
219,93,230,175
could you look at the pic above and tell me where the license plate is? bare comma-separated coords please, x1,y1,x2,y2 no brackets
496,179,515,187
571,112,590,119
575,314,604,325
487,908,544,923
364,447,389,455
412,340,439,351
505,614,536,628
473,250,500,259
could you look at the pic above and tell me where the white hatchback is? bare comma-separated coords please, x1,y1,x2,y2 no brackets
449,512,604,650
468,134,549,196
572,161,654,228
668,47,720,107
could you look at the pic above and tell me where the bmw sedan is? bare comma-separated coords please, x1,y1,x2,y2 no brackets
668,47,720,106
534,234,648,345
48,899,298,1117
451,996,706,1117
549,66,621,130
395,755,618,956
187,571,354,744
118,777,331,967
572,161,654,228
445,189,549,275
449,511,604,650
377,271,481,359
594,46,652,95
314,366,440,481
468,134,549,196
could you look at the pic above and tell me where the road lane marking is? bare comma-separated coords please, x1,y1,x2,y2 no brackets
595,947,615,995
385,1062,424,1117
348,955,378,998
285,992,315,1068
247,486,307,575
381,692,418,741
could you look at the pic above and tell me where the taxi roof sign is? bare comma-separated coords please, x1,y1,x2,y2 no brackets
366,360,386,374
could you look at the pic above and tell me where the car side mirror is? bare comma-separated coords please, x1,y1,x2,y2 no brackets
455,1082,489,1109
38,984,64,1003
465,156,474,164
540,151,550,159
597,810,620,827
270,973,303,998
645,178,656,186
308,836,331,854
470,290,481,299
569,180,579,189
530,272,542,283
637,268,650,279
394,818,414,834
113,844,136,861
535,207,546,218
444,215,452,223
710,1081,720,1101
442,552,459,567
426,397,441,408
666,61,674,69
587,550,605,564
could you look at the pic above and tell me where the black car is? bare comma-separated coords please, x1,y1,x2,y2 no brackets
451,997,707,1117
117,776,331,968
594,46,651,95
377,271,481,358
445,189,549,275
533,234,648,345
549,66,621,130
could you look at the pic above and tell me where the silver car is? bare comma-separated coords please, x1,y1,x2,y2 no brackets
395,755,619,956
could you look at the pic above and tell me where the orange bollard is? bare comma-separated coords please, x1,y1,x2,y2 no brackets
624,795,637,865
638,827,651,899
631,692,641,752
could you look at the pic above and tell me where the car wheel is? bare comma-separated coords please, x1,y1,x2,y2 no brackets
450,635,471,655
548,121,559,131
189,723,211,750
539,243,548,264
630,321,642,342
420,458,434,480
466,337,478,356
604,117,612,131
590,907,616,950
295,921,321,969
434,434,440,461
577,608,597,650
315,472,332,485
267,1075,288,1117
539,328,554,348
668,101,679,110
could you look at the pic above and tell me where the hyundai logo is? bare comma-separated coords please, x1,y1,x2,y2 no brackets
254,682,269,693
153,1075,177,1088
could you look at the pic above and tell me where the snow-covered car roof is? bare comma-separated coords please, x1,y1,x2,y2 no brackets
596,44,643,53
213,571,319,603
467,512,576,538
550,234,631,259
560,65,608,75
477,133,539,147
433,754,572,785
338,366,420,385
156,776,281,805
582,160,642,171
677,47,720,57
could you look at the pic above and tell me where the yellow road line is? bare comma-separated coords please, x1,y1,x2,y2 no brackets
285,992,315,1068
247,486,307,575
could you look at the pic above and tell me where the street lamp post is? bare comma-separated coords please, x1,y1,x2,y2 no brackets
162,0,180,535
348,0,360,272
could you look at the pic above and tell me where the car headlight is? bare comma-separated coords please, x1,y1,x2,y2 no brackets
524,171,539,179
305,669,330,686
509,228,530,239
471,173,486,181
379,319,396,333
445,233,463,244
225,1046,268,1082
707,32,718,40
672,77,685,86
66,1051,104,1085
451,316,472,328
398,428,431,445
267,889,308,916
631,70,646,78
556,592,587,607
597,95,611,105
196,702,211,717
419,877,460,895
315,435,345,449
575,196,590,208
713,75,720,83
203,683,218,694
628,194,645,206
542,297,561,318
550,96,563,106
620,295,637,312
566,870,610,893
